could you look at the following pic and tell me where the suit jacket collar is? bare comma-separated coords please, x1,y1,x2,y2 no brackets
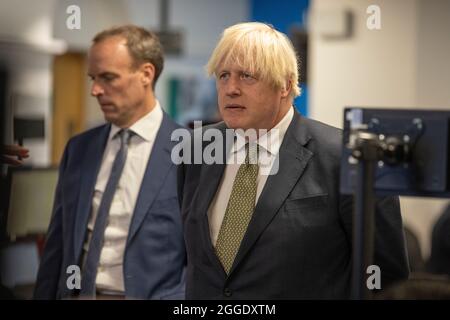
192,122,230,274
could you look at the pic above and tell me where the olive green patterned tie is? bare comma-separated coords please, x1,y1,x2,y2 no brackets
215,143,259,274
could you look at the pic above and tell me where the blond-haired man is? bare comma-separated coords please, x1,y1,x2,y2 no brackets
180,22,408,299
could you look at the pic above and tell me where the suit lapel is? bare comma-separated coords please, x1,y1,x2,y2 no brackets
74,125,110,261
229,112,314,275
195,124,231,216
127,113,175,244
191,124,233,271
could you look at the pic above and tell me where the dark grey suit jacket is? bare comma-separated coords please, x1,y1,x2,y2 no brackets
181,110,409,299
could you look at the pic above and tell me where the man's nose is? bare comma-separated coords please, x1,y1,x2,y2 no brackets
225,77,241,97
91,81,104,97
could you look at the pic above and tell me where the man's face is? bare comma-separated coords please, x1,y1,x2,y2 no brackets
216,62,290,131
88,36,148,128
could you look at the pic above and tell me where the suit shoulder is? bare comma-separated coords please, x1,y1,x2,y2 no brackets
299,116,343,158
301,116,342,139
162,112,185,131
301,116,341,143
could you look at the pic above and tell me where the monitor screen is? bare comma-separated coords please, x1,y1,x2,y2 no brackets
340,107,450,197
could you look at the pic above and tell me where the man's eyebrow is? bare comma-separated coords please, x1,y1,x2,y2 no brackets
96,72,118,78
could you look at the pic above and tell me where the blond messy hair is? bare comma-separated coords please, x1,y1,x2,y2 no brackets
206,22,301,99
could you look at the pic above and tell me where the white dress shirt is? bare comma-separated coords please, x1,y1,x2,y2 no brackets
82,101,163,294
208,106,294,246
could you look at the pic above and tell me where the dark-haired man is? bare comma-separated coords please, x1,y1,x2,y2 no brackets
34,25,185,300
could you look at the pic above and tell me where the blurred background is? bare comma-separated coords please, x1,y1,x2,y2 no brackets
1,0,450,299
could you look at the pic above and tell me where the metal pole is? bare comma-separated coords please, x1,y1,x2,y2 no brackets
351,133,379,300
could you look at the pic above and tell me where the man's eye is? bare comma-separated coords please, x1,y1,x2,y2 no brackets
218,73,229,80
241,72,257,82
102,74,116,81
241,72,256,80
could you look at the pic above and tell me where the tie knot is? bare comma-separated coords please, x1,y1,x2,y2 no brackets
116,129,133,146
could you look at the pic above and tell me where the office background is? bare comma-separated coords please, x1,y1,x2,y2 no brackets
1,0,450,298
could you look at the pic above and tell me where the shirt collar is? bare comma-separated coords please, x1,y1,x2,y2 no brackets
108,100,163,142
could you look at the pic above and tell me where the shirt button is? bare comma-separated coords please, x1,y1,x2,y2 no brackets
223,288,232,297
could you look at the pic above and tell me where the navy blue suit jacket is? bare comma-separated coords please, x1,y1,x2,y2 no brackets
34,112,186,299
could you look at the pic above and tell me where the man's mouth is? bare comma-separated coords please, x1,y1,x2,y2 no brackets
225,104,245,110
99,102,114,109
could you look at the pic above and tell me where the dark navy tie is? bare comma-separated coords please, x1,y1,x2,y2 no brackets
81,129,132,296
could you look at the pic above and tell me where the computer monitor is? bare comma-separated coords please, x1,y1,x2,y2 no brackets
340,107,450,197
5,168,58,240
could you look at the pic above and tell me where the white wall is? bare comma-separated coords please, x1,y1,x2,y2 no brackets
53,0,131,51
416,0,450,109
0,0,64,50
0,0,66,166
309,0,450,258
309,0,418,128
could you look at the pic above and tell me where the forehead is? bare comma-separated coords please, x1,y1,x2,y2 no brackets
88,36,132,73
215,46,259,75
217,59,252,73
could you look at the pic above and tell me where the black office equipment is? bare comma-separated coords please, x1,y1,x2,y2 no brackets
13,118,45,146
340,107,450,300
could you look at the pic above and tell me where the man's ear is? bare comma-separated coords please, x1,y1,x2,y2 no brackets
140,62,155,87
281,80,292,98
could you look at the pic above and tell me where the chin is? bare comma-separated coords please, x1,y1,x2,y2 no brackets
103,114,120,125
223,119,240,130
225,122,252,131
222,116,243,129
